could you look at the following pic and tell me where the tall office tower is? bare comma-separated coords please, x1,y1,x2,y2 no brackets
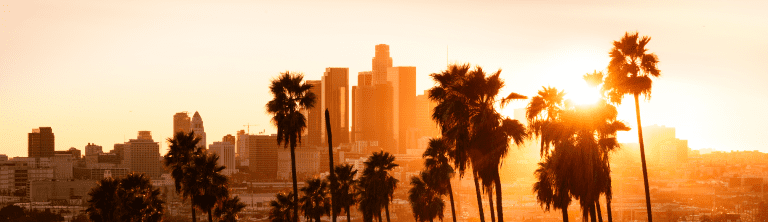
387,66,417,154
121,131,162,178
407,91,439,151
191,111,207,149
372,44,393,85
306,80,323,147
322,68,349,147
209,141,236,175
352,72,374,149
372,84,395,153
173,112,191,135
249,134,279,180
236,130,248,161
223,134,235,146
28,127,55,158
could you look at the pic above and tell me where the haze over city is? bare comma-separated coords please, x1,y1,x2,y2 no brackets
1,0,767,158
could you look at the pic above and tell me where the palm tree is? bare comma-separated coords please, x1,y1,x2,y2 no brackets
185,151,229,222
462,66,528,222
300,178,331,222
266,71,317,222
409,171,445,222
526,86,567,157
429,64,485,222
324,109,339,222
269,191,297,222
359,151,399,222
333,164,358,222
601,32,661,222
423,138,457,222
86,173,164,222
214,196,246,222
164,131,202,222
533,149,572,222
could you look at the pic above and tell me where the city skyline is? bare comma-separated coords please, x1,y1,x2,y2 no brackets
2,0,768,158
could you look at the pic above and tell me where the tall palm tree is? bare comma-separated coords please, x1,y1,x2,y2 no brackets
359,151,398,222
301,178,331,222
86,173,164,222
462,66,528,222
601,32,661,222
269,191,297,222
526,86,567,157
423,138,457,222
325,109,339,222
429,64,485,222
333,164,358,222
214,196,246,222
164,131,202,222
185,151,229,222
409,171,445,222
266,71,317,222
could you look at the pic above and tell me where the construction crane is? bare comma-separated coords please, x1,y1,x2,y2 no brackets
243,123,259,134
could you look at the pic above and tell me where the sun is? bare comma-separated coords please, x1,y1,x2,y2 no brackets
564,81,601,105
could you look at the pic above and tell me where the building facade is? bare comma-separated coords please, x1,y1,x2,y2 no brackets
173,112,191,134
28,127,55,158
209,141,236,175
191,111,207,149
306,80,323,147
121,131,163,179
322,68,349,147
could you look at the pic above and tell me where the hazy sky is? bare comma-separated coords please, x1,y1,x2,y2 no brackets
1,0,766,158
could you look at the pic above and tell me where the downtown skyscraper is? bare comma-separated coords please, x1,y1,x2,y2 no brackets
28,127,55,158
321,67,349,147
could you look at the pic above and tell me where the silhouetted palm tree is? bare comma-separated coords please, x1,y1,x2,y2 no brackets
601,32,661,222
429,64,485,222
526,86,567,157
267,71,317,222
86,173,164,222
269,191,297,222
359,151,398,222
301,178,331,222
423,138,457,222
214,196,246,222
164,131,202,222
333,164,358,222
460,66,528,222
533,149,572,222
409,171,445,222
185,151,229,222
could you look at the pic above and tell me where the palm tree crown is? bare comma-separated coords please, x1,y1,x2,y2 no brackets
86,173,164,222
300,178,331,222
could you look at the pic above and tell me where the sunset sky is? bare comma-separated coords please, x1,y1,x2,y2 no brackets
1,0,766,158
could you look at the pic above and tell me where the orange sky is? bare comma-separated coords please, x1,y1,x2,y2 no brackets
1,0,767,158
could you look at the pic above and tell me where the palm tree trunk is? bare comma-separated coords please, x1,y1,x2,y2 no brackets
290,145,300,222
494,173,504,222
562,206,569,222
377,208,383,222
448,182,457,222
595,200,603,222
347,206,352,222
606,197,613,222
473,171,486,222
208,208,214,222
192,205,196,222
325,110,337,222
488,188,496,222
385,203,391,222
634,94,653,222
589,203,597,222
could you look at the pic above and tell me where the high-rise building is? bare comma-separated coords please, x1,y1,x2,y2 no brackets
191,111,207,149
173,112,191,135
85,143,102,156
643,125,690,165
249,134,279,180
322,68,349,147
372,44,393,85
28,127,55,158
121,131,162,179
223,134,235,146
236,130,249,163
306,80,323,147
387,66,417,154
209,141,236,175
